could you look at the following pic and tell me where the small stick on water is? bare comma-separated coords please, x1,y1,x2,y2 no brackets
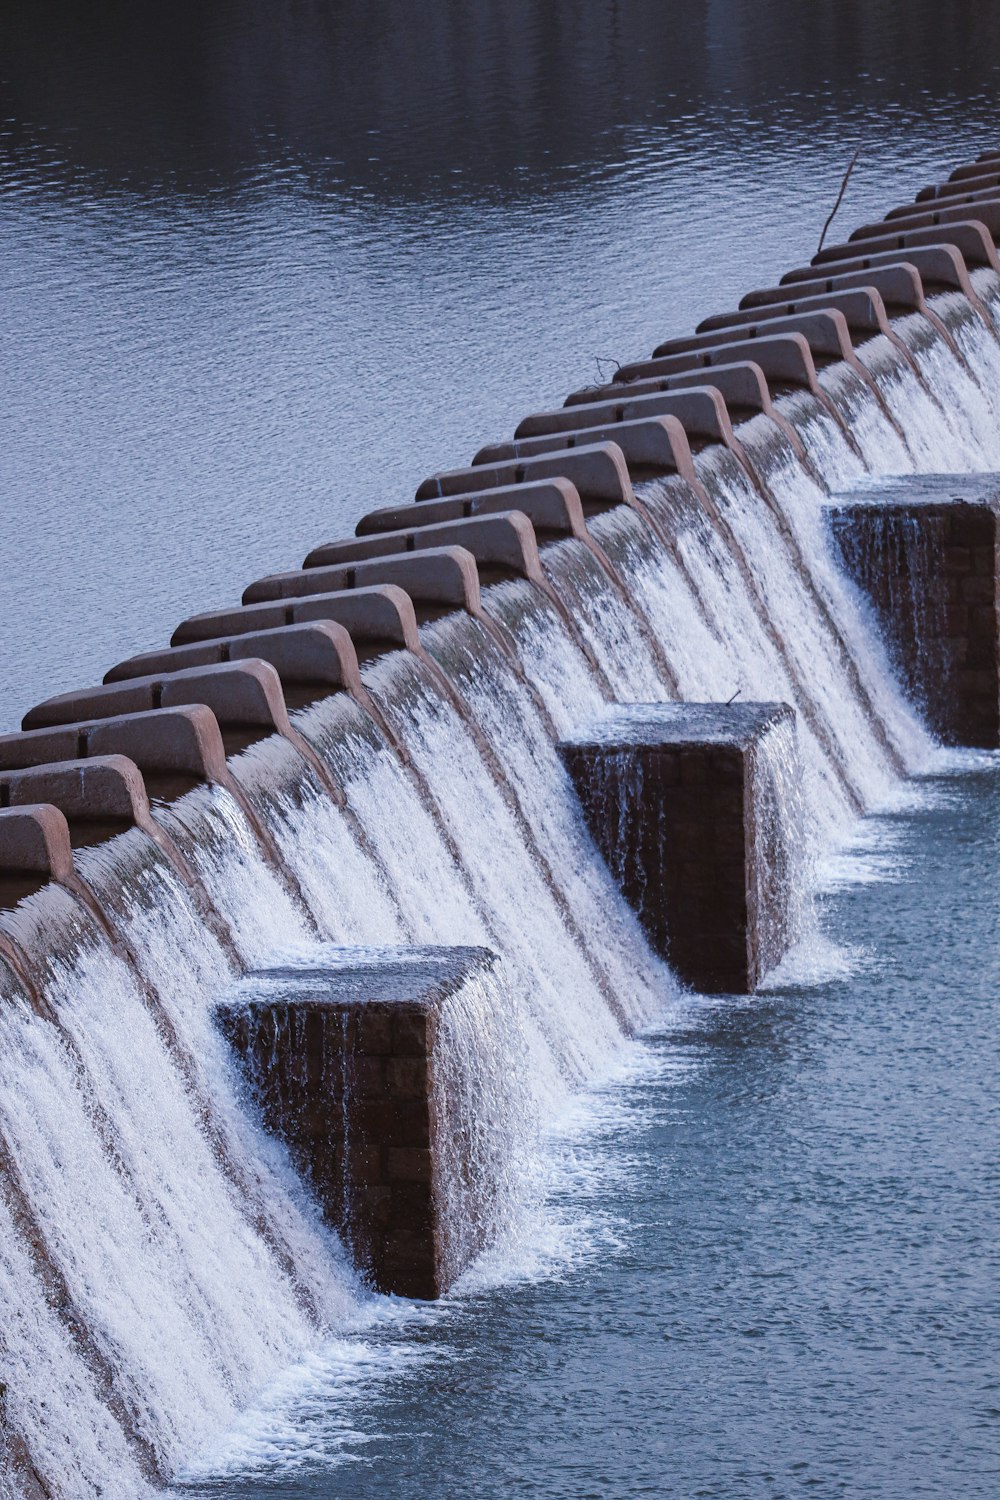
593,354,621,384
726,688,741,705
816,147,862,255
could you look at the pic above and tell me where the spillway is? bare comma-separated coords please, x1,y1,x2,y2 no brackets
2,151,1000,1497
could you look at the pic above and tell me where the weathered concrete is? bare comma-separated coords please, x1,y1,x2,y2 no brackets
852,197,1000,241
219,946,501,1299
614,332,825,392
304,512,545,585
783,242,982,296
24,662,289,757
0,706,229,801
358,478,589,542
950,158,1000,183
513,387,735,446
814,220,1000,272
651,308,858,365
559,703,798,994
828,477,1000,748
472,415,700,486
0,805,75,907
565,359,773,413
742,263,929,314
699,287,895,339
106,622,364,711
0,756,152,849
416,441,634,511
243,546,481,616
917,171,1000,203
173,583,421,657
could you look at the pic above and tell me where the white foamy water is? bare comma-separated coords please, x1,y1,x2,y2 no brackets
2,226,1000,1500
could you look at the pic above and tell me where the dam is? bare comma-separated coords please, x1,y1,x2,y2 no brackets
2,129,1000,1498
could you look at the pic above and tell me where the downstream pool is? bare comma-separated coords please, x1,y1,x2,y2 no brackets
182,755,999,1498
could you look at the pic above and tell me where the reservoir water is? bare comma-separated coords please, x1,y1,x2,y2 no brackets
0,4,998,1496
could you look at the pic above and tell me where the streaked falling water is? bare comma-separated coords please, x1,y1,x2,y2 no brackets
3,240,1000,1500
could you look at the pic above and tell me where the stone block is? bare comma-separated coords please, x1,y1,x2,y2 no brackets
699,287,892,338
415,440,633,509
514,387,734,445
218,945,502,1299
651,308,856,364
0,756,151,849
558,703,799,993
566,360,776,419
172,584,421,656
850,197,1000,242
357,478,588,541
106,622,363,708
472,416,699,487
0,707,228,805
828,476,1000,746
0,804,75,908
742,264,926,314
303,512,545,584
614,332,822,392
242,546,481,614
782,243,980,298
813,221,1000,273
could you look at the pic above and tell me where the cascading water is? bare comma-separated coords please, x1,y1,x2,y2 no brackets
3,225,1000,1500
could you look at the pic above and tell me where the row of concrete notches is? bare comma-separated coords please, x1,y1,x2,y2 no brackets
3,146,1000,911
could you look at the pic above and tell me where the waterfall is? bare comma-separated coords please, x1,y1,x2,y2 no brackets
4,192,1000,1499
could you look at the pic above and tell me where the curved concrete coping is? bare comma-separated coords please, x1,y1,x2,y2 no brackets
651,308,856,366
24,662,290,740
416,441,634,508
513,387,734,446
107,622,363,701
357,478,589,542
173,584,421,655
615,332,822,393
566,360,773,414
699,287,893,339
852,198,1000,243
243,546,482,614
783,243,978,297
0,806,75,881
472,416,699,486
304,513,545,585
915,174,1000,204
813,221,1000,272
743,264,925,313
0,756,151,833
951,154,1000,180
0,707,229,787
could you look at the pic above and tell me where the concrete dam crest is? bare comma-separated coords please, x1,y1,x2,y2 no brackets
3,149,1000,1498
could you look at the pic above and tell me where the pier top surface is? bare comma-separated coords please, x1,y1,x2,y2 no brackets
558,701,793,751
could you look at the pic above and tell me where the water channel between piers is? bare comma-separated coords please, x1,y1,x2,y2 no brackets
181,754,1000,1500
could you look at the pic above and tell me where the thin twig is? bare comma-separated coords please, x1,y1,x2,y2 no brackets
593,354,621,384
817,147,862,254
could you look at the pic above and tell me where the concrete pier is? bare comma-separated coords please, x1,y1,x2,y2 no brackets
828,477,1000,747
219,946,502,1299
559,703,798,994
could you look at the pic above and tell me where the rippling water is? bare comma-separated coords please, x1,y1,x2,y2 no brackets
3,7,999,1495
3,0,1000,727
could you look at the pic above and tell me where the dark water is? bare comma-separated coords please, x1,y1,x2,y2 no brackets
3,0,1000,728
185,760,1000,1498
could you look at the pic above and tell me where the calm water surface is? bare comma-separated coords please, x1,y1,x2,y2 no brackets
3,1,1000,725
183,761,1000,1498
